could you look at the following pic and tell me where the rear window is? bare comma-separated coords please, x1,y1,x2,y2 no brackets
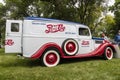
11,23,19,32
79,28,90,36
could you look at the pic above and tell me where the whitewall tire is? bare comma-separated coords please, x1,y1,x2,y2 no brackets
42,49,60,67
104,47,113,60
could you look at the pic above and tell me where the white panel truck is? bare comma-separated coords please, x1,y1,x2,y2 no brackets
5,17,116,67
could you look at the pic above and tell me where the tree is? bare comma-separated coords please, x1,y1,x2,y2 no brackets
4,0,105,26
4,0,35,19
3,0,111,35
0,3,6,32
0,3,6,47
95,15,115,38
36,0,105,33
110,0,120,35
114,0,120,32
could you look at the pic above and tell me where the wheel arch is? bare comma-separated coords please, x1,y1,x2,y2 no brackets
42,47,61,56
31,42,64,59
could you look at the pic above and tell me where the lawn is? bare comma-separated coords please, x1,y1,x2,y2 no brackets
0,48,120,80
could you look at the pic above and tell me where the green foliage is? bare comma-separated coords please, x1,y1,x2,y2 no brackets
0,0,117,39
5,0,35,19
4,0,105,28
0,3,6,30
36,0,105,31
104,15,115,38
0,3,6,44
110,0,120,36
95,15,115,38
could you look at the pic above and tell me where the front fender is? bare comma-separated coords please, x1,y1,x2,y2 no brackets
94,42,115,56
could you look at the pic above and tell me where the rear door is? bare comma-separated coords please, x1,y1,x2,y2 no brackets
5,20,22,53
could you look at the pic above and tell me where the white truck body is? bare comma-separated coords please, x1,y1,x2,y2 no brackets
5,17,115,67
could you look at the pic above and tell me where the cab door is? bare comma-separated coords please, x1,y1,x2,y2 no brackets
78,27,94,54
5,20,22,53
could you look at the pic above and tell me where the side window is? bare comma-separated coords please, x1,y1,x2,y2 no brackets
11,23,19,32
79,28,90,36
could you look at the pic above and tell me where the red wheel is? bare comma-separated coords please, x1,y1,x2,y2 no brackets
63,39,79,55
42,49,60,67
104,47,113,60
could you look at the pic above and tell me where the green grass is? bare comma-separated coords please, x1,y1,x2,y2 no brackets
0,48,120,80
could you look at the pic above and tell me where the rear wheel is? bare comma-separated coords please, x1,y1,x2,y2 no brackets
41,49,60,67
104,47,113,60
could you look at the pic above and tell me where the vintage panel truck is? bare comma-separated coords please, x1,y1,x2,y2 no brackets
5,17,116,67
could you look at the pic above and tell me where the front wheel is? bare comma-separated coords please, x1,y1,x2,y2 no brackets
41,49,60,67
103,47,113,60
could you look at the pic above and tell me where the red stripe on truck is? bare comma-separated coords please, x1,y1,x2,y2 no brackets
31,42,64,59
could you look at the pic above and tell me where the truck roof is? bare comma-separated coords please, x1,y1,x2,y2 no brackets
25,17,88,28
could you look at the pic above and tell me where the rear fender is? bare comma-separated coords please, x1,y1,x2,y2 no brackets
31,42,64,59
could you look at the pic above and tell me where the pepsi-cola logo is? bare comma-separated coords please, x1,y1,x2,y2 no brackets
82,40,89,45
45,24,65,33
5,39,14,46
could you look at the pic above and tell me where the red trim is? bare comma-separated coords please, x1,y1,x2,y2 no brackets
31,42,64,59
63,43,114,59
31,42,115,59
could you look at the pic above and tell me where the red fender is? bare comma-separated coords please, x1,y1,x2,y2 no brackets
31,41,115,59
31,42,64,59
63,42,115,58
94,41,115,56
